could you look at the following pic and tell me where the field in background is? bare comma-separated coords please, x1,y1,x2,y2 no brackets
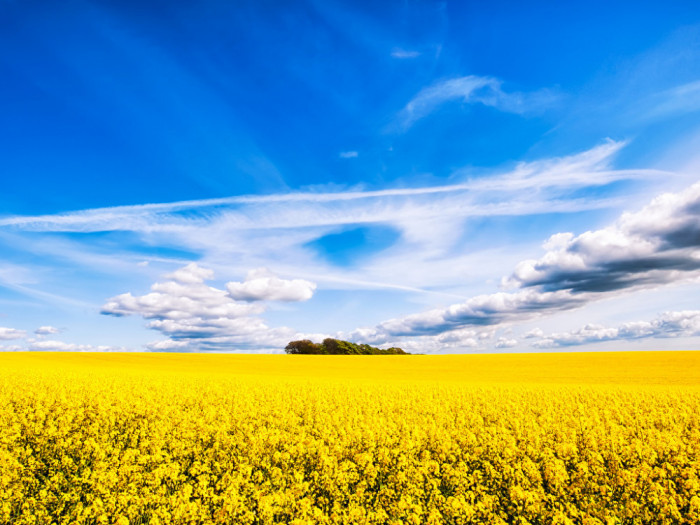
3,350,700,385
1,352,699,524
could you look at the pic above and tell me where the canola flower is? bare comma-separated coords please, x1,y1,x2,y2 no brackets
1,352,699,524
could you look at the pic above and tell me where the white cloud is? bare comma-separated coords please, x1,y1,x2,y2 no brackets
226,268,316,302
341,325,500,354
523,327,544,339
391,48,420,59
166,263,215,284
26,340,128,352
495,337,518,349
531,310,700,348
101,263,307,351
505,180,700,293
35,326,60,335
395,75,558,130
339,150,359,158
0,327,26,340
366,289,588,340
145,339,189,351
102,263,263,321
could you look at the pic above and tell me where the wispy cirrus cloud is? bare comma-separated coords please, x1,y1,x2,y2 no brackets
0,141,660,236
0,141,673,301
394,75,559,130
642,80,700,121
390,48,420,59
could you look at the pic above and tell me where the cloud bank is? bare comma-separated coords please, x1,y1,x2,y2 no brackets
352,180,700,348
531,310,700,348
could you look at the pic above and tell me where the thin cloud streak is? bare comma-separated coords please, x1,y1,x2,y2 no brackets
394,75,560,130
0,141,662,235
391,48,421,59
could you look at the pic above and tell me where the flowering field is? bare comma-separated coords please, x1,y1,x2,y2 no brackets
1,352,700,524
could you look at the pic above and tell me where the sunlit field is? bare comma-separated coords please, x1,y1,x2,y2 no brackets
1,352,699,524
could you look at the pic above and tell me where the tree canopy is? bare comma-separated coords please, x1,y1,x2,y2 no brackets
285,338,408,355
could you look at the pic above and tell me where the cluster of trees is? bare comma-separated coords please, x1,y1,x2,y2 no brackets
285,338,408,355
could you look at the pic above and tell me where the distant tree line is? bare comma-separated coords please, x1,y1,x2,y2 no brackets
285,338,408,355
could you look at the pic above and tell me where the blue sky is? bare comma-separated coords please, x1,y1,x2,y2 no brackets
3,0,700,352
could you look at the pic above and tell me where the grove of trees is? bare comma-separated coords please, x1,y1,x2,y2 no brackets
285,338,408,355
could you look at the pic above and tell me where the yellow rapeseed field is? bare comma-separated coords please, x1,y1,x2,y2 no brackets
1,351,699,524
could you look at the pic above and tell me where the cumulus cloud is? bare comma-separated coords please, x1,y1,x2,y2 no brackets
166,263,215,284
532,310,700,348
0,327,26,340
495,337,518,349
35,326,60,335
102,263,264,322
102,263,310,351
505,181,700,293
145,339,193,351
226,268,316,302
523,328,545,339
395,75,558,129
339,150,359,158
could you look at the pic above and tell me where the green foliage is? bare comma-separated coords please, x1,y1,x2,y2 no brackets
283,339,324,354
284,338,408,355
